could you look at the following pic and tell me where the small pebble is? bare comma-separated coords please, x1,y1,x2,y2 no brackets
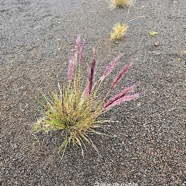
20,86,27,91
154,41,160,47
11,144,18,149
172,0,178,4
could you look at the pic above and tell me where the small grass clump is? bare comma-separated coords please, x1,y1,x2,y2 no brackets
110,23,128,41
33,35,139,157
149,31,158,36
112,0,134,8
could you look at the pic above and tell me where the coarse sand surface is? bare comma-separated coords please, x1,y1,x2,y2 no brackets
0,0,186,185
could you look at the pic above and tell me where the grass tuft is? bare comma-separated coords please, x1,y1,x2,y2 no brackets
33,35,139,157
110,23,128,41
111,0,134,8
149,31,158,36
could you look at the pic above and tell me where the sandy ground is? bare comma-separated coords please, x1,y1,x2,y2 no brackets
0,0,186,185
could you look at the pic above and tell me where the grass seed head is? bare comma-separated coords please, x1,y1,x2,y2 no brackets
112,0,134,8
110,23,128,41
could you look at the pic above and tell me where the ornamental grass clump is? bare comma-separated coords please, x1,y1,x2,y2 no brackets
110,23,128,41
33,35,139,157
112,0,134,8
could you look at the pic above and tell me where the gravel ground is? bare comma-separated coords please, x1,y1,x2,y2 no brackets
0,0,186,185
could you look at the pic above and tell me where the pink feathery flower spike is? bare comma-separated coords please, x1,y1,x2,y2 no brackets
67,57,74,82
79,39,86,64
111,63,133,89
82,85,89,98
88,49,96,95
104,93,139,109
100,54,121,81
74,34,81,59
104,84,137,108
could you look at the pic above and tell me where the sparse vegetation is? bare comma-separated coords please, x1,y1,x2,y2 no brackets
149,31,158,36
110,23,128,41
33,35,139,157
111,0,134,8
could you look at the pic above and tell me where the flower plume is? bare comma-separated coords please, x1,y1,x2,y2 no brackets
67,57,74,82
104,84,137,108
104,93,139,109
100,54,121,81
88,50,96,95
79,39,86,64
74,34,81,59
111,63,133,89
